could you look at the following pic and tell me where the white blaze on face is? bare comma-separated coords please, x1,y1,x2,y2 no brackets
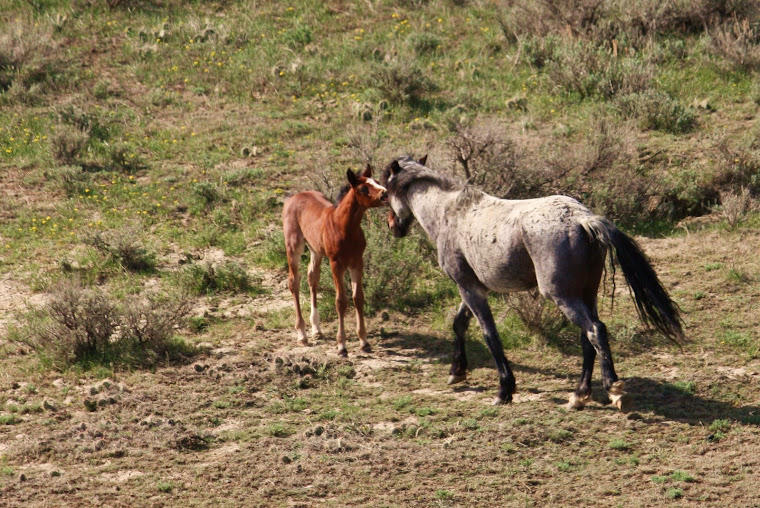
364,177,386,193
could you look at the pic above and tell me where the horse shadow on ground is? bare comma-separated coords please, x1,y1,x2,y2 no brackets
376,330,760,428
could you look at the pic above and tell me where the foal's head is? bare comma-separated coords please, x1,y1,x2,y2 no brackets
346,164,388,208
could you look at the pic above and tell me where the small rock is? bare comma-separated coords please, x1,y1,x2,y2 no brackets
281,455,292,464
193,363,206,373
63,396,74,406
52,378,65,389
43,400,57,412
19,473,26,482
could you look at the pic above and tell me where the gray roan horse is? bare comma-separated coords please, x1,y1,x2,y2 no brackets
381,156,684,411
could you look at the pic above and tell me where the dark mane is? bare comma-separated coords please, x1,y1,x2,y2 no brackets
381,156,463,194
334,183,351,206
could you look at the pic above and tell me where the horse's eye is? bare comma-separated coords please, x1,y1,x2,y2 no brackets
360,187,369,195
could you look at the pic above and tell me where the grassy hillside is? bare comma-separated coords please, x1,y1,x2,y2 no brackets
1,0,760,506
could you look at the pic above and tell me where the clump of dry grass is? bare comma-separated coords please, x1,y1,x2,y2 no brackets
711,19,760,71
83,228,157,272
0,20,64,103
717,187,753,228
8,279,193,369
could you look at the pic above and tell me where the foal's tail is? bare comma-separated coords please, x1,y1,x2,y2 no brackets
581,216,685,343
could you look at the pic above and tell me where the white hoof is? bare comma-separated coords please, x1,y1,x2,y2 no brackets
567,393,589,410
608,381,632,413
447,374,467,385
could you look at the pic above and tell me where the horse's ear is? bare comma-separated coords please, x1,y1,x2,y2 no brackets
390,159,402,176
417,155,428,166
361,164,372,178
346,168,360,187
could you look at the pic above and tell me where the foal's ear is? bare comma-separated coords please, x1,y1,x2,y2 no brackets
417,154,428,166
361,164,372,178
346,168,360,187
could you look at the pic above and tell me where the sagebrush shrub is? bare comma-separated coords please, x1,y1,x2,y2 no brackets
372,60,438,107
84,228,157,272
616,90,696,134
9,279,193,369
180,260,255,295
50,129,89,166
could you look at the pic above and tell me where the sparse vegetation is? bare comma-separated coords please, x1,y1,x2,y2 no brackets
1,0,760,506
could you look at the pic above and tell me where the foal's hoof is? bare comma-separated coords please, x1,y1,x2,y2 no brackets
567,393,590,411
359,343,372,353
337,348,348,358
297,339,310,347
447,374,467,385
311,332,324,341
608,381,632,413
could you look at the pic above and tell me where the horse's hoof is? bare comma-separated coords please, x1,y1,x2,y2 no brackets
567,393,589,410
311,332,324,341
612,393,633,413
297,339,310,347
447,374,467,385
491,397,507,406
608,381,631,413
337,348,348,358
359,343,372,353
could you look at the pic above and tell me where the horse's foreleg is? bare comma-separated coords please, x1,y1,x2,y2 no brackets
285,241,308,346
307,249,323,340
348,264,371,353
448,302,472,385
331,261,349,357
459,288,516,405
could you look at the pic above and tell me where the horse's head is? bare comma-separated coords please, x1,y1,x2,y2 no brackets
380,155,427,238
346,164,388,208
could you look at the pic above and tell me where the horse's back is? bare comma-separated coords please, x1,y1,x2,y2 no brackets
282,191,333,251
455,194,602,293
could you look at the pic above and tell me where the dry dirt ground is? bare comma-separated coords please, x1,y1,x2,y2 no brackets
1,224,759,507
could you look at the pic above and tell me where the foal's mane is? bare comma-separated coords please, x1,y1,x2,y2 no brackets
334,183,351,206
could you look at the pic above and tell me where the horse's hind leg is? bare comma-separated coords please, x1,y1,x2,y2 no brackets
554,298,631,412
568,331,596,410
348,263,371,353
448,302,472,385
307,248,323,340
284,231,308,346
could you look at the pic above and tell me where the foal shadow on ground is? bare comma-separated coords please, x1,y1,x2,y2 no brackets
377,331,760,428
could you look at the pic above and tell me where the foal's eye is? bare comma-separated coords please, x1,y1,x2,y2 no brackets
360,187,369,195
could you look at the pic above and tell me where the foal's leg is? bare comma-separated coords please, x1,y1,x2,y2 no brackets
330,260,350,357
458,287,516,405
347,264,371,353
285,237,308,345
448,302,472,385
307,248,323,340
568,331,596,410
554,298,631,412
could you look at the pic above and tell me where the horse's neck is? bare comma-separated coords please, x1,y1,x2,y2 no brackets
407,184,456,242
331,191,366,234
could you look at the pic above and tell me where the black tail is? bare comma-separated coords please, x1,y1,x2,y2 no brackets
606,226,685,343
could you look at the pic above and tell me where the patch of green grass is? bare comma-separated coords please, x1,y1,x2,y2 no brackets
435,489,454,501
665,487,684,499
704,262,724,272
664,380,696,395
651,475,668,484
609,439,631,451
0,414,20,425
549,429,574,443
670,470,695,483
554,460,573,472
393,395,413,411
265,422,293,438
157,481,173,493
720,331,759,358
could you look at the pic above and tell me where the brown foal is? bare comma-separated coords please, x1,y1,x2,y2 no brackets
282,165,387,356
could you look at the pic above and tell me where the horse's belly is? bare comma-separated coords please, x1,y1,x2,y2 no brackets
463,243,537,293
